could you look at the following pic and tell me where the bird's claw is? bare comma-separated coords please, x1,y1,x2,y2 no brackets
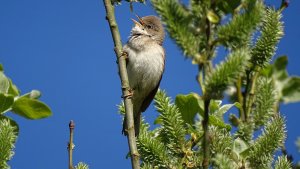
116,51,128,64
121,51,129,60
122,88,134,99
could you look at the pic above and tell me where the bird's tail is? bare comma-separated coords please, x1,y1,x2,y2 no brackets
122,112,141,136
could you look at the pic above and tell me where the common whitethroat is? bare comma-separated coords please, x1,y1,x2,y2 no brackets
122,15,165,136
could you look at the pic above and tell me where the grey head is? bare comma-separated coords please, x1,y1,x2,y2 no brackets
131,15,165,45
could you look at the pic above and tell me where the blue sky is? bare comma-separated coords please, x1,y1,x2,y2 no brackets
0,0,299,168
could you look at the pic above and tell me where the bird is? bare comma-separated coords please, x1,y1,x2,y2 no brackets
122,15,165,136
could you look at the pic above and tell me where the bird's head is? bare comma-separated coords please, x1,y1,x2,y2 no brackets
131,15,165,44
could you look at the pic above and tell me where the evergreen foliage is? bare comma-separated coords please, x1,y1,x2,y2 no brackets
204,48,250,99
154,90,186,154
274,156,292,169
151,0,204,58
113,0,298,168
251,8,284,68
234,121,254,143
217,0,264,48
0,119,17,169
252,77,276,128
248,116,286,169
210,126,232,154
137,122,171,168
74,162,89,169
213,154,237,169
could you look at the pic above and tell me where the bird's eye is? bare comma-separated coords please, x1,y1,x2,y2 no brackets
146,24,153,29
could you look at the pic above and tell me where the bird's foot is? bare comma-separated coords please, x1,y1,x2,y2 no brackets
122,88,134,99
116,51,128,64
121,51,129,60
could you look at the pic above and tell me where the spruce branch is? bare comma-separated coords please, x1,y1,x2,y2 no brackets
137,122,172,168
213,154,237,169
275,156,292,169
154,90,186,154
103,1,140,169
151,0,205,58
248,116,286,168
204,48,251,99
0,119,17,169
250,8,284,68
235,121,254,143
74,162,89,169
252,77,276,128
209,126,232,157
217,0,264,48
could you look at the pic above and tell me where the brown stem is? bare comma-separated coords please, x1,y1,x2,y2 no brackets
103,1,140,169
243,70,250,120
246,72,259,117
237,77,245,121
202,98,211,169
68,120,75,169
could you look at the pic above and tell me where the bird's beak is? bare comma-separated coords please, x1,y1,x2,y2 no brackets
131,18,143,27
131,14,145,28
135,14,145,25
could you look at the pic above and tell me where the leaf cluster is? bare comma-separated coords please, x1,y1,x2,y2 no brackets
0,64,53,168
129,90,288,168
0,65,52,121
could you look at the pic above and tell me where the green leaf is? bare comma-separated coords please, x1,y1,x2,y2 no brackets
209,100,222,113
273,56,288,80
215,102,238,117
0,72,10,94
12,97,52,119
281,77,300,103
0,64,3,71
175,93,203,124
0,115,19,136
229,114,240,127
207,10,219,23
0,93,14,114
274,56,288,72
232,138,249,160
217,0,241,14
8,79,19,96
209,115,231,130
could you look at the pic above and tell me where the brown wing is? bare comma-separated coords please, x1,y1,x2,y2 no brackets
140,78,161,112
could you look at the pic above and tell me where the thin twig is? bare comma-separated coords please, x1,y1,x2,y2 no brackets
103,1,140,169
68,120,75,169
279,0,289,12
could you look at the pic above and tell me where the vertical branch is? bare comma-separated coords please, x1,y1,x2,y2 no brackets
68,120,75,169
237,77,246,121
103,1,140,169
246,71,259,117
202,98,211,169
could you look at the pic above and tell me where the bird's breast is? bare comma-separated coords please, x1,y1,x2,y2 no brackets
125,43,164,96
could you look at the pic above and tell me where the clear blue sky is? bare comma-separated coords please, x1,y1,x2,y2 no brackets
0,0,299,168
